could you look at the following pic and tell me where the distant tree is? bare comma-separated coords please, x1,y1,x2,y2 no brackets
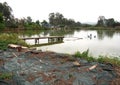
0,2,13,21
26,16,32,25
48,12,81,28
5,15,19,28
114,21,120,28
0,13,5,29
55,12,64,26
96,16,106,26
18,18,27,29
41,20,49,28
35,20,41,29
49,12,65,27
75,22,81,27
49,13,55,26
0,13,3,23
36,20,40,25
106,18,115,27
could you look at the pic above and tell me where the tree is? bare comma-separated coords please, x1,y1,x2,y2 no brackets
49,12,64,27
0,2,12,21
34,20,41,29
0,13,3,23
0,13,5,29
96,16,106,26
36,20,40,25
106,18,115,27
26,16,32,25
49,12,81,28
49,13,55,26
41,20,49,28
55,12,64,25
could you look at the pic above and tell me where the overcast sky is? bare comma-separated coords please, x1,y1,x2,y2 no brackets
1,0,120,23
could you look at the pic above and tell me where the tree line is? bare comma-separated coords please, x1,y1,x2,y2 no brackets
0,2,120,30
0,2,81,30
96,16,120,28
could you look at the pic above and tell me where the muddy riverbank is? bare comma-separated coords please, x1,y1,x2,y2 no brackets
0,48,120,85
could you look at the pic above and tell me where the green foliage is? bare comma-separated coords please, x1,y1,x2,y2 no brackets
0,41,8,50
97,56,120,65
82,49,89,57
0,13,5,30
74,49,89,58
49,12,81,28
74,51,82,58
0,2,12,21
106,18,115,27
97,55,105,63
0,23,5,30
96,16,119,28
0,33,28,50
87,56,96,62
74,50,120,66
0,73,12,80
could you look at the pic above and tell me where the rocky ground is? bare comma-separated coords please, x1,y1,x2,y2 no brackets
0,48,120,85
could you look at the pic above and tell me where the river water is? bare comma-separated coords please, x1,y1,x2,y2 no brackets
22,29,120,57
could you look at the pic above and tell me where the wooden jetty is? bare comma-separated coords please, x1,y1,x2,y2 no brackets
21,36,64,45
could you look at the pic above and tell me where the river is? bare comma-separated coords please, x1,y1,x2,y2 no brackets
21,29,120,57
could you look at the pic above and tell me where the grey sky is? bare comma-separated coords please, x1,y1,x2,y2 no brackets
1,0,120,23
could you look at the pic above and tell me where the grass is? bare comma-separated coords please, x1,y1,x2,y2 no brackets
74,49,95,62
0,73,12,80
74,50,120,66
0,33,28,50
97,55,120,65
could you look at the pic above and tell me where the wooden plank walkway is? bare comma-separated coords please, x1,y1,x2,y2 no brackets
21,36,64,45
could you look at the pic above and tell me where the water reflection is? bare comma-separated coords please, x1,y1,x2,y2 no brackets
18,29,118,40
19,29,120,57
97,30,116,40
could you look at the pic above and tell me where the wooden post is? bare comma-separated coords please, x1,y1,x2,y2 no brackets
37,38,39,44
35,39,37,44
48,38,50,43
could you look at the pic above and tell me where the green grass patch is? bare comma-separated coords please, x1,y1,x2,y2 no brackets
0,33,28,50
74,49,95,62
0,73,12,80
97,56,120,65
74,50,89,59
74,50,120,66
